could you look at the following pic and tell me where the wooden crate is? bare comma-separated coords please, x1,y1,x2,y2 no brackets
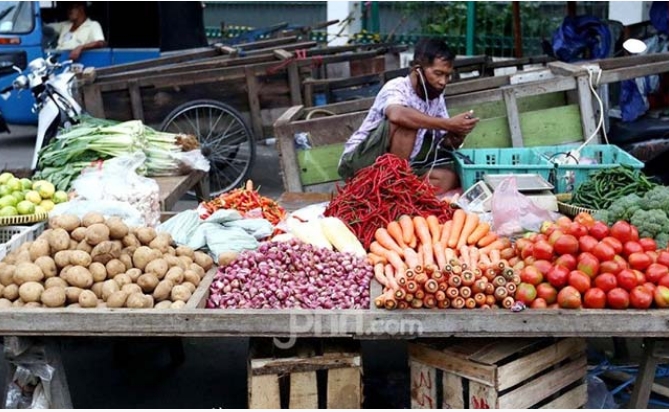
248,338,363,409
408,338,587,409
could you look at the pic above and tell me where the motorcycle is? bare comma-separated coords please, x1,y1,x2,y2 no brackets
2,54,82,170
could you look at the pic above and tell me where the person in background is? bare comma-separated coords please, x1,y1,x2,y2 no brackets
338,38,479,195
50,2,105,60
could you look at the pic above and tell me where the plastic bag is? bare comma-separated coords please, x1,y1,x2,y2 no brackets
71,152,161,226
156,209,201,245
50,199,145,227
552,15,612,62
586,375,619,409
492,177,554,237
173,149,210,173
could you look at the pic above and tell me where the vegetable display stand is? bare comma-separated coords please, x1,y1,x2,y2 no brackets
408,337,587,409
248,338,362,409
0,223,45,261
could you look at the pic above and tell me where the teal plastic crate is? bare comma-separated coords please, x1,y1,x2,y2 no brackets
533,144,645,193
454,148,554,189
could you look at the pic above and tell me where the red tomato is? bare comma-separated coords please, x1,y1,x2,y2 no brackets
623,241,644,258
655,285,669,308
521,244,534,260
611,221,633,243
515,238,533,253
524,256,536,266
546,265,570,289
645,263,669,284
556,216,573,230
607,288,630,309
520,266,544,286
533,240,554,261
540,221,558,235
630,225,640,242
530,298,548,309
629,252,652,271
575,212,596,228
589,221,610,240
568,270,592,294
602,237,624,255
639,238,658,252
567,222,588,238
577,252,600,278
515,283,537,305
617,269,639,291
555,254,577,271
536,282,558,304
592,242,616,262
659,274,669,288
594,272,618,292
629,286,653,309
657,251,669,268
554,235,579,256
647,251,659,264
614,255,630,270
557,286,582,309
583,288,606,309
548,230,564,246
634,269,647,285
643,282,657,295
578,235,599,253
600,260,622,275
533,260,553,276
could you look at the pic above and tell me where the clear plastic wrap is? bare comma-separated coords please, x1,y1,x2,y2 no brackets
492,177,554,237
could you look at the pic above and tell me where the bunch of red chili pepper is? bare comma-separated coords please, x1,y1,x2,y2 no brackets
200,180,286,225
324,154,454,249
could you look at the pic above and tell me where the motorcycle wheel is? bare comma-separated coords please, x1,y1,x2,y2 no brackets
159,99,256,197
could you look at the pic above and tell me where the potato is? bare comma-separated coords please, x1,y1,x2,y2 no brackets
132,246,154,271
60,265,72,279
29,238,50,262
0,264,16,286
153,279,174,302
122,246,137,257
2,253,16,265
15,250,32,264
65,266,94,289
52,214,81,232
136,227,157,246
106,217,129,240
14,263,44,285
25,302,42,308
48,228,71,252
137,273,159,293
178,256,193,269
165,267,184,284
119,254,133,272
67,303,81,309
126,292,146,308
113,273,132,288
176,245,195,259
45,277,68,289
98,302,107,309
154,300,172,310
170,300,185,309
85,223,110,246
183,270,200,287
71,250,93,267
19,242,32,253
122,234,141,248
89,262,107,282
78,290,98,308
41,287,66,307
32,257,55,280
18,282,44,303
82,212,105,227
164,255,181,268
189,264,205,279
65,287,83,304
91,241,122,264
40,229,53,240
54,251,71,268
121,283,142,295
12,299,24,307
145,259,168,279
182,282,196,294
171,285,192,302
102,279,120,301
106,291,128,308
144,294,154,308
71,227,87,242
0,284,4,297
193,252,214,271
69,239,78,250
125,268,142,282
166,247,176,256
218,251,239,267
105,259,126,277
0,298,12,308
77,240,93,254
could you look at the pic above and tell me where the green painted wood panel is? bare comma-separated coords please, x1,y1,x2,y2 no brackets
449,92,567,119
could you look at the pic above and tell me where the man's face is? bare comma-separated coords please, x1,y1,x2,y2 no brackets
67,6,83,23
422,58,453,93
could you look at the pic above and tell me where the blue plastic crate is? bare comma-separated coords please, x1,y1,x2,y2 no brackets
533,144,645,193
454,148,555,190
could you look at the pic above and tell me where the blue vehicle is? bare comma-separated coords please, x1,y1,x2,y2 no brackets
0,1,207,124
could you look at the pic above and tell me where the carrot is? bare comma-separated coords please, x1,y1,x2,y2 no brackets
373,263,388,287
422,243,434,267
448,209,467,248
387,221,407,249
433,243,447,270
480,239,507,255
467,222,490,246
469,247,480,270
456,213,479,250
415,245,424,268
408,235,417,249
375,228,404,257
460,245,471,268
489,249,501,266
367,253,387,266
404,247,419,269
413,216,432,248
398,215,414,245
385,264,399,291
477,232,498,248
479,252,491,267
370,242,406,274
426,215,441,245
439,221,453,248
444,248,456,264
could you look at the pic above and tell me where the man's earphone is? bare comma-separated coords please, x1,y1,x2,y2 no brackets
415,66,429,106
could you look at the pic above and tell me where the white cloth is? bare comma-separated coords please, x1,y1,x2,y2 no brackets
50,18,104,50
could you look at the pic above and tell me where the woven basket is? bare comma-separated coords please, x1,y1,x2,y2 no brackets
0,213,49,227
556,194,599,217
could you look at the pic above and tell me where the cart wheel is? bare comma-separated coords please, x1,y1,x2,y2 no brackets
160,99,256,196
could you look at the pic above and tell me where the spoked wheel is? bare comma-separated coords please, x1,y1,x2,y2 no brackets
160,99,256,196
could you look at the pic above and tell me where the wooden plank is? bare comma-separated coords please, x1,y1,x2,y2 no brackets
539,382,587,409
82,84,105,118
497,338,586,391
326,367,362,409
287,61,303,106
469,381,499,409
245,66,264,140
603,369,669,399
601,60,669,84
442,371,464,409
155,172,206,211
444,76,510,96
251,353,360,376
95,47,220,75
236,36,299,51
274,105,305,193
284,112,367,146
595,53,669,70
449,92,566,119
548,61,588,76
576,75,598,143
513,75,578,98
410,360,438,409
503,88,523,147
184,269,216,309
128,80,144,121
297,143,344,186
274,49,293,60
248,374,281,409
277,192,331,212
497,355,587,409
468,338,541,365
408,343,497,387
629,339,660,409
289,371,318,409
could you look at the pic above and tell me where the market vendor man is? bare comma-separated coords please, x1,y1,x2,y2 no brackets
338,38,479,195
49,2,106,61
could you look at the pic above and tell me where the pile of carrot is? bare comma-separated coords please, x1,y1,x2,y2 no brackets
368,212,519,310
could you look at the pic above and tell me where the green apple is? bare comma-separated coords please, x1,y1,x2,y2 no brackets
16,200,35,215
6,177,21,192
0,185,10,197
0,172,12,185
53,191,68,204
25,191,41,205
20,178,32,190
39,200,55,212
11,191,24,202
0,206,17,216
0,195,17,208
35,181,55,199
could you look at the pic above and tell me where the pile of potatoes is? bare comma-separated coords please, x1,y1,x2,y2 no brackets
0,213,214,309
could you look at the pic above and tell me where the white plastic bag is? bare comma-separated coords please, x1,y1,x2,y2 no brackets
174,149,210,173
492,177,553,237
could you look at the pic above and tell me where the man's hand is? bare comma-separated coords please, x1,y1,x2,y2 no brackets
444,133,466,149
446,112,479,135
69,46,83,61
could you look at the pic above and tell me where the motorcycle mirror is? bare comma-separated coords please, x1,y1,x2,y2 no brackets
623,38,647,55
